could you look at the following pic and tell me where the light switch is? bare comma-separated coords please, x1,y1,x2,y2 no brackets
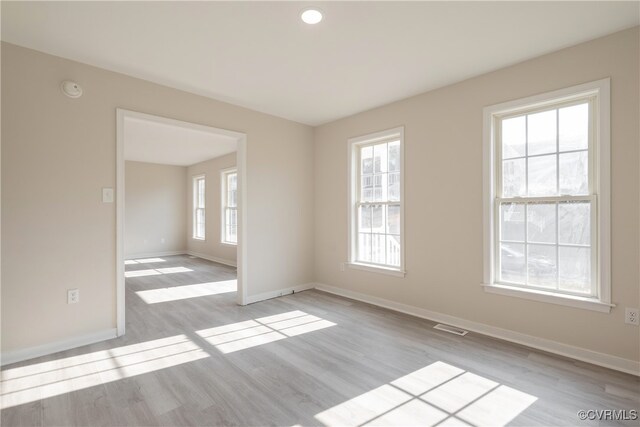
102,188,114,203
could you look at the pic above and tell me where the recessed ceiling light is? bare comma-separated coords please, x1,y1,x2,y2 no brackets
301,8,323,25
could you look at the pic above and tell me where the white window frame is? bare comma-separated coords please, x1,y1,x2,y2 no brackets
482,79,612,313
192,174,206,240
221,167,238,246
348,126,405,277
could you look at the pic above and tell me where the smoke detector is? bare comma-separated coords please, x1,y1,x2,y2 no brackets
61,80,83,98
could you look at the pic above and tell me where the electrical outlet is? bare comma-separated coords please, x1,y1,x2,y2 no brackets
67,289,80,304
625,308,639,326
339,262,346,271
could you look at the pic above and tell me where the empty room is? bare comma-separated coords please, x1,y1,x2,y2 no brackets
1,2,638,427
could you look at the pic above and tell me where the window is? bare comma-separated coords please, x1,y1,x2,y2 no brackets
348,127,404,276
193,175,205,240
483,79,611,312
221,168,238,245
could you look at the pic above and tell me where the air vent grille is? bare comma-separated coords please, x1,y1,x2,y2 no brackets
433,323,468,336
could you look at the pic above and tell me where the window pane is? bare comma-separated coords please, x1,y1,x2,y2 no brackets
362,146,373,174
502,158,526,197
354,137,402,269
527,244,557,288
528,154,557,196
527,110,557,156
224,208,237,241
502,116,526,159
372,234,386,264
388,172,400,201
361,175,374,202
197,209,205,227
371,205,385,234
227,226,237,243
559,103,588,152
559,151,588,195
358,233,372,263
374,143,388,173
558,201,590,245
374,173,387,201
527,203,556,244
500,203,524,242
197,179,205,208
387,204,400,235
386,235,401,267
358,205,372,233
558,246,590,294
500,243,525,284
230,208,237,227
388,140,400,172
226,173,238,208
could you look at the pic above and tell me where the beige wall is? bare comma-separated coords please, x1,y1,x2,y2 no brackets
187,153,238,265
125,161,187,258
1,42,315,353
314,28,639,362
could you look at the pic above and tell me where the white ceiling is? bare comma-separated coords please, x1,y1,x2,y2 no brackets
124,116,237,167
2,2,638,125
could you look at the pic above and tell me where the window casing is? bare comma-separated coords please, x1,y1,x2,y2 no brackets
483,79,611,312
193,175,205,240
221,169,238,245
348,127,404,276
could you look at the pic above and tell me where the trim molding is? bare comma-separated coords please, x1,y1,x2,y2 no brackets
1,329,118,367
482,283,613,313
125,250,186,260
187,251,237,268
246,283,315,305
314,283,639,376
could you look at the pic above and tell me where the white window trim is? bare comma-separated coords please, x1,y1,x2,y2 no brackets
348,126,406,277
220,167,238,246
192,174,206,241
482,78,612,313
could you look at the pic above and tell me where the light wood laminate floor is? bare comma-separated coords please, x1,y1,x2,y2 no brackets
1,255,638,426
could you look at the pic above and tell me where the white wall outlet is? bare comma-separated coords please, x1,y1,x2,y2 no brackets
67,289,80,304
625,308,639,326
340,262,345,271
102,187,114,203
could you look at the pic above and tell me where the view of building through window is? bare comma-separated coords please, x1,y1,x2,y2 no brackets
223,170,238,244
497,101,594,296
357,139,401,267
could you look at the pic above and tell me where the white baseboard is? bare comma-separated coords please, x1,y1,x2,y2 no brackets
186,251,237,268
246,283,315,305
125,250,186,259
1,328,118,367
314,283,640,376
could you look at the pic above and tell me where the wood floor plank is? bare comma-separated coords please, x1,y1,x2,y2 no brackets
2,255,638,426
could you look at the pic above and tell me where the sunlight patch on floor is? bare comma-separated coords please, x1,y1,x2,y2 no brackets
0,335,208,409
196,310,336,354
136,279,237,304
124,266,193,278
314,361,537,427
125,258,167,265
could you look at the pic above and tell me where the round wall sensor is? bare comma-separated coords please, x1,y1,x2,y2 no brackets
61,80,83,98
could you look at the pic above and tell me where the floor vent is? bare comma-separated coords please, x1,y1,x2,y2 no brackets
433,323,468,336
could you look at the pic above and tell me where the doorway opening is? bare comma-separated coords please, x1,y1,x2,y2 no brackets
116,109,248,336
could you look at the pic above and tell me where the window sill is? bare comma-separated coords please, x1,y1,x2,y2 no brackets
348,262,406,278
192,237,205,241
220,241,237,247
482,283,614,313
